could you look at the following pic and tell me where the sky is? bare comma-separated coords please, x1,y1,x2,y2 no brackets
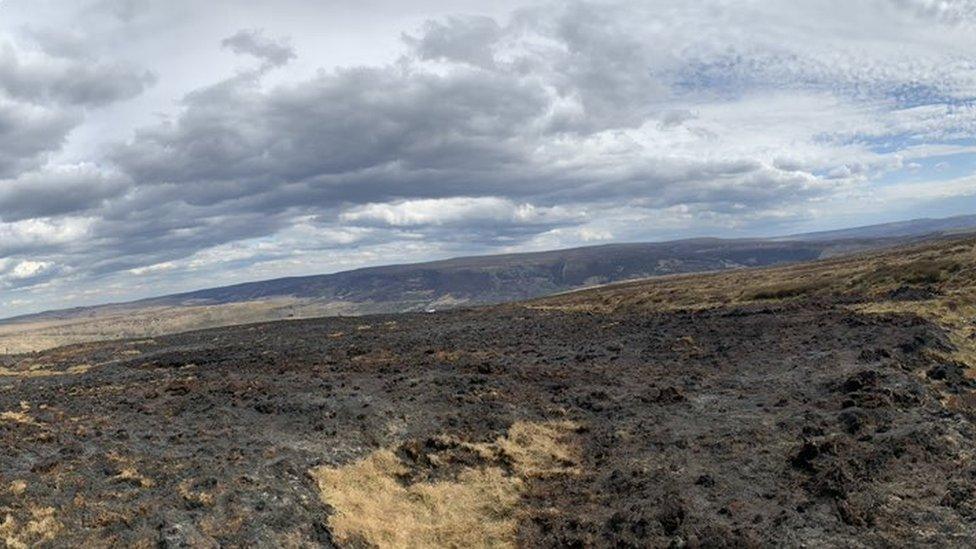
2,0,976,316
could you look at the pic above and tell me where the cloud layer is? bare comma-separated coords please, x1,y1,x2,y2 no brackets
2,0,976,315
221,29,296,68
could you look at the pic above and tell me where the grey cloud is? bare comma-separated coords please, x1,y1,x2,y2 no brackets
890,0,976,24
537,2,671,131
0,165,129,222
8,0,976,316
112,66,549,201
658,109,697,129
0,100,77,178
26,28,90,59
221,29,296,67
404,16,502,67
83,207,292,275
0,44,155,107
48,64,155,107
108,3,718,212
0,37,153,183
86,3,858,281
89,0,150,23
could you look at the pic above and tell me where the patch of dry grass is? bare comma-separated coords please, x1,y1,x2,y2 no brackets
0,411,40,426
106,452,155,488
309,421,578,549
0,402,42,427
481,421,581,478
0,363,92,379
313,450,519,548
178,479,216,508
0,507,62,548
112,467,155,488
8,480,27,496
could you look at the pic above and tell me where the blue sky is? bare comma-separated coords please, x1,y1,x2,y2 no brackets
1,0,976,316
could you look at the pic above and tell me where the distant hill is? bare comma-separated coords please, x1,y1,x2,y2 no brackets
9,214,976,325
6,237,887,325
150,238,828,304
784,214,976,241
1,213,975,353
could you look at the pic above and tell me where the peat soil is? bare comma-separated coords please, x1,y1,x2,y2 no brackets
1,300,975,547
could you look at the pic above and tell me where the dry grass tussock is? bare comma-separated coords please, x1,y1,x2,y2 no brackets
309,421,579,548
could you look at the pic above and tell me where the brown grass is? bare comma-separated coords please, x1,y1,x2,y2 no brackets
530,236,976,314
313,450,519,548
745,279,833,301
8,480,27,496
0,298,360,355
0,363,92,379
861,259,963,286
0,402,42,427
112,467,155,488
0,295,446,355
487,421,581,478
0,507,62,548
0,411,40,427
107,452,155,488
178,479,216,507
309,421,578,548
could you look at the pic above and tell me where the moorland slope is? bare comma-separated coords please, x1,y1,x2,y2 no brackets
0,235,974,545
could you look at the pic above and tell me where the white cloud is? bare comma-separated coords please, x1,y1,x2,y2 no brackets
578,227,613,241
10,260,54,279
127,261,177,276
0,217,93,251
0,258,57,289
341,197,582,227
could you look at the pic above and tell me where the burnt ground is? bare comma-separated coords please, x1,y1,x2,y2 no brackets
1,300,975,547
